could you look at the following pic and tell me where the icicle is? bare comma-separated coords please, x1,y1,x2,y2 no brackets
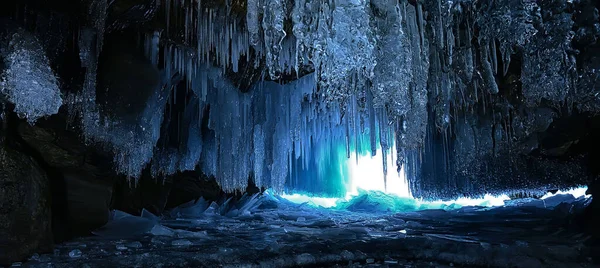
165,0,171,34
502,46,511,76
390,128,395,170
481,43,499,94
491,40,498,75
184,3,189,43
417,2,425,48
352,94,359,164
367,89,377,157
247,0,261,47
379,108,389,190
447,27,454,66
345,111,350,159
151,31,160,66
436,0,444,48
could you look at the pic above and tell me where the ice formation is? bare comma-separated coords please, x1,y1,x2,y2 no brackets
0,29,62,123
58,0,587,197
282,186,591,213
31,188,593,267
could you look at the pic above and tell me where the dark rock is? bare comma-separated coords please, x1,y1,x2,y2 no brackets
111,171,173,216
0,145,52,265
17,121,114,237
164,172,225,210
18,123,83,168
97,31,162,119
62,169,113,235
110,170,263,216
106,0,159,32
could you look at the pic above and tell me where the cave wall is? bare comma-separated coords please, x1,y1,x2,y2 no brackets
0,0,600,264
0,0,598,249
0,0,598,195
406,0,600,199
0,135,53,265
0,0,598,190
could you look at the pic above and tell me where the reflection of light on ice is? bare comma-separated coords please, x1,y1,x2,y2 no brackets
540,187,590,199
280,187,591,211
278,193,339,208
281,138,592,211
423,194,510,208
347,142,411,199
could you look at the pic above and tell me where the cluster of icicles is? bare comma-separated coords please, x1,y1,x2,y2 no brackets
134,0,431,193
71,0,569,195
148,54,398,193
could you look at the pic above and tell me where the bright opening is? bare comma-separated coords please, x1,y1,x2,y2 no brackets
281,139,590,212
347,142,411,198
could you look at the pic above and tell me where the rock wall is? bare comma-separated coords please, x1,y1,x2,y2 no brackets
0,142,52,265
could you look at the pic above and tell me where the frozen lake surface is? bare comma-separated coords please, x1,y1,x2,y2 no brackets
17,192,596,267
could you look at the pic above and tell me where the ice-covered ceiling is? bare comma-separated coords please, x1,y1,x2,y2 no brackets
1,0,599,198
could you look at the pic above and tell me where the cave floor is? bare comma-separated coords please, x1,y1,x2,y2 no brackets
19,196,597,268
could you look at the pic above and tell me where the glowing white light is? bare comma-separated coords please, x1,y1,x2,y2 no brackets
420,193,511,208
347,142,411,198
540,187,590,200
279,135,591,211
281,140,512,210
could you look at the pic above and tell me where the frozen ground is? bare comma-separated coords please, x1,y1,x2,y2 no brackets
15,192,597,268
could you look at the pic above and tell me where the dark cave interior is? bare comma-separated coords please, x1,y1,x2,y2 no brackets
1,0,600,267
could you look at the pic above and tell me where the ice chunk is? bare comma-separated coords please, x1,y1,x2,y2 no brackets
111,210,134,221
150,224,175,237
141,208,160,221
175,230,208,239
203,202,219,215
171,239,193,247
68,249,82,258
235,193,262,216
170,198,209,218
126,241,143,249
503,198,546,208
542,194,576,208
0,29,62,122
296,253,316,266
93,210,156,238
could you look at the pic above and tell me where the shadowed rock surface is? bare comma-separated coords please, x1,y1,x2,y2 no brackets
0,144,52,265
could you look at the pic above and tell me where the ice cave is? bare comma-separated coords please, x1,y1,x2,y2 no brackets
0,0,599,266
